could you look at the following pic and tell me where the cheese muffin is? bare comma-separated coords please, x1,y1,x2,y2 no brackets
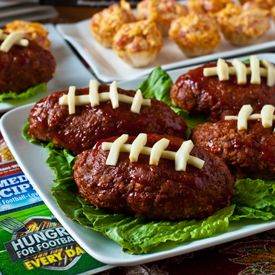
239,0,275,9
188,0,234,13
137,0,188,36
4,20,50,50
215,3,270,46
271,5,275,20
168,13,220,57
112,18,163,67
90,0,136,48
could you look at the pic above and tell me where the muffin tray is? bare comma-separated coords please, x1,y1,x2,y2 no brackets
56,16,275,83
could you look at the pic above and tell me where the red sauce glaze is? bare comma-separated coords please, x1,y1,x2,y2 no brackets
191,119,275,178
73,134,235,220
170,62,275,122
28,85,188,154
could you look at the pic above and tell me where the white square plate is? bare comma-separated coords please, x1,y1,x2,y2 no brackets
56,11,275,83
1,53,275,266
0,23,95,113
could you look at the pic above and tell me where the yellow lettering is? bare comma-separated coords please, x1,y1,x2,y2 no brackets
24,261,34,270
40,257,49,266
65,249,75,257
46,254,58,264
30,259,40,267
53,252,62,260
75,246,85,256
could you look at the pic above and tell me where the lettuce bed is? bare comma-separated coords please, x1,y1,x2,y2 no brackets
0,82,47,102
23,67,275,254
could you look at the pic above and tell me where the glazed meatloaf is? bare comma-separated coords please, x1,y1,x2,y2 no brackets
0,40,56,94
28,85,188,154
191,119,275,179
170,62,275,122
73,134,235,220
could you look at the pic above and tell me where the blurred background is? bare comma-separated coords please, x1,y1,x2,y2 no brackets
0,0,140,27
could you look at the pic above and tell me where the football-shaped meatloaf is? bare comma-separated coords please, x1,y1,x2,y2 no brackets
0,38,56,94
170,57,275,122
28,83,188,154
73,134,235,220
191,105,275,178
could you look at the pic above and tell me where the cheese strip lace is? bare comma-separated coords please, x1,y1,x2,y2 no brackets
0,30,29,52
102,134,205,171
59,80,151,114
203,55,275,86
225,104,275,130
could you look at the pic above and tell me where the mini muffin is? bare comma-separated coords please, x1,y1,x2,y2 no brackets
4,20,50,50
137,0,188,37
239,0,275,9
271,5,275,20
112,18,163,67
215,3,270,46
188,0,234,13
168,13,220,57
90,0,136,48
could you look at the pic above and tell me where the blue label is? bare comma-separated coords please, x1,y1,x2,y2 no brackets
0,172,42,214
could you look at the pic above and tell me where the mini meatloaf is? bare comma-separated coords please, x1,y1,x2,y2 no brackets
0,40,56,94
28,85,188,154
191,119,275,179
170,62,275,122
73,134,235,220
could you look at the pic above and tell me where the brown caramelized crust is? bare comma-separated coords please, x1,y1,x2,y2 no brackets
191,119,275,178
28,85,188,154
0,40,56,94
170,62,275,122
73,134,235,220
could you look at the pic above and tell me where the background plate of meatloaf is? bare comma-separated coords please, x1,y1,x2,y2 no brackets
56,3,275,83
0,23,95,113
2,52,275,266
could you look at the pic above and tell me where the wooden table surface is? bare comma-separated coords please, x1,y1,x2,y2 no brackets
53,6,104,23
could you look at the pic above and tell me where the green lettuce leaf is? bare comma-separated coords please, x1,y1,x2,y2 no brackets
45,142,76,184
230,178,275,221
137,67,207,130
22,121,41,144
0,83,47,102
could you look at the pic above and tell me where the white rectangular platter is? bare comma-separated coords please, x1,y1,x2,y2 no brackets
0,23,95,113
1,52,275,266
56,15,275,83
